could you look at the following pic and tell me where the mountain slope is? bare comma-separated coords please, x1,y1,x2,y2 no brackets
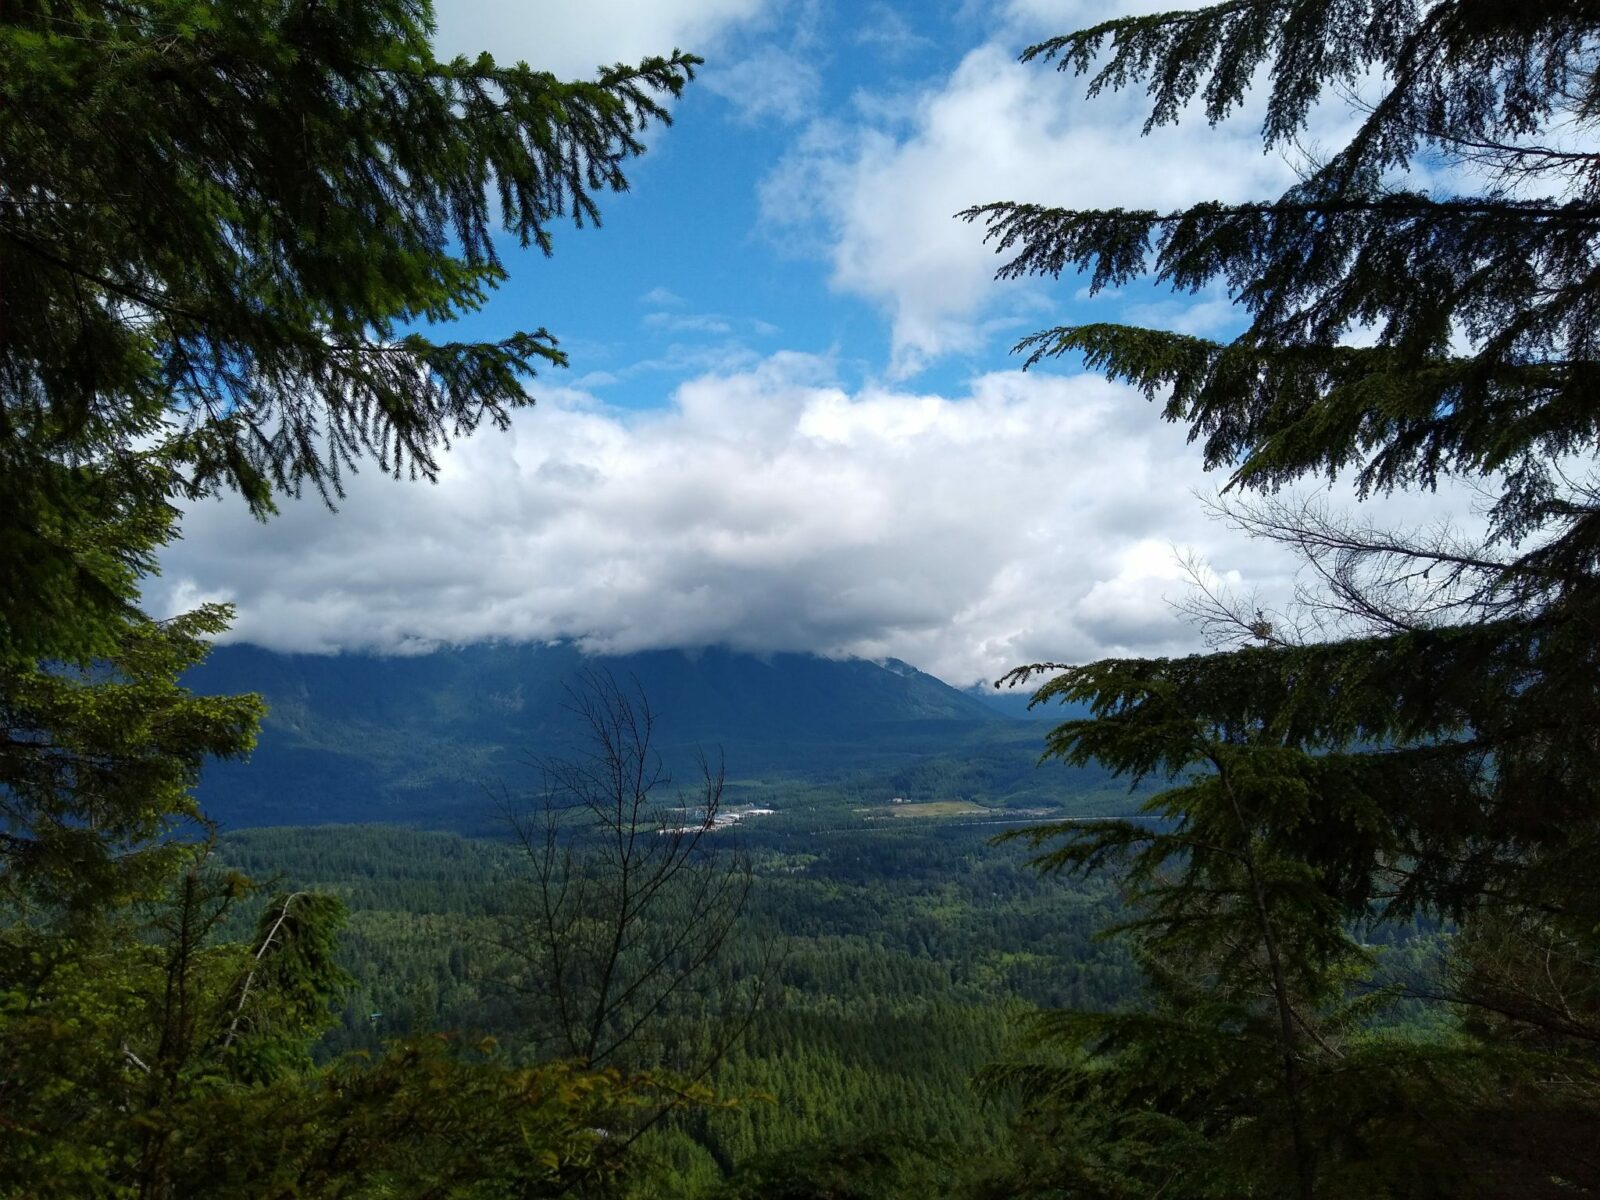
188,643,1064,830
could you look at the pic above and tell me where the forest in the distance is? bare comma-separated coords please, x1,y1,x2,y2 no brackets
4,2,1599,1197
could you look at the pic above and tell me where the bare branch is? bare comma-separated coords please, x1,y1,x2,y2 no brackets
495,668,771,1097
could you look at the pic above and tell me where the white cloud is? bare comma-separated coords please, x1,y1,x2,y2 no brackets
639,286,687,307
999,0,1162,31
645,312,735,335
703,44,821,124
762,36,1351,374
233,2,1502,695
854,4,933,59
641,309,778,338
432,0,768,77
151,354,1327,687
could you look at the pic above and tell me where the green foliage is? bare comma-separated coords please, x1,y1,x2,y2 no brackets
710,1137,955,1200
209,822,1150,1197
1,850,674,1198
0,440,178,666
141,1037,662,1200
216,890,353,1082
0,856,341,1196
970,1,1600,1195
1,3,706,1195
1,0,698,515
0,603,262,917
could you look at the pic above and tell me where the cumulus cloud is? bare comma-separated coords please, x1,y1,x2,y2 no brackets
761,28,1354,374
431,0,767,77
153,354,1317,686
151,4,1465,689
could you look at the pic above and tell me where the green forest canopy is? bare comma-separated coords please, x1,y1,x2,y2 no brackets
969,2,1600,1196
1,3,704,1195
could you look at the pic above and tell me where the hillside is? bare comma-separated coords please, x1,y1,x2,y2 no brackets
187,643,1121,831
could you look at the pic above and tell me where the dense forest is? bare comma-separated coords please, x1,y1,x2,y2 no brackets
214,821,1133,1195
210,817,1448,1196
5,1,1600,1197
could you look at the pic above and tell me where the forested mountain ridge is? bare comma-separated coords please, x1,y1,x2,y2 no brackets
189,642,1001,736
186,643,1097,829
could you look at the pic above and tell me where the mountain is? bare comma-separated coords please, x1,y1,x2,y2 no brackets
966,684,1065,721
187,642,1099,831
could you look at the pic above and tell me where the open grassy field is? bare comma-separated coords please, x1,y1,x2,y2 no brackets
885,800,990,819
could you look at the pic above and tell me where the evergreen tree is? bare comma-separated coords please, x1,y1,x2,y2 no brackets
1,3,703,1191
2,0,697,516
2,850,675,1199
1,0,695,652
1,0,698,914
969,3,1600,1194
0,0,699,913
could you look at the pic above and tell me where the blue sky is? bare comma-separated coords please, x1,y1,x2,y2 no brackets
442,0,1273,400
155,0,1455,686
436,2,1044,404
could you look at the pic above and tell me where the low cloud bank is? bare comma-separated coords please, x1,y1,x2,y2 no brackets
155,354,1296,685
